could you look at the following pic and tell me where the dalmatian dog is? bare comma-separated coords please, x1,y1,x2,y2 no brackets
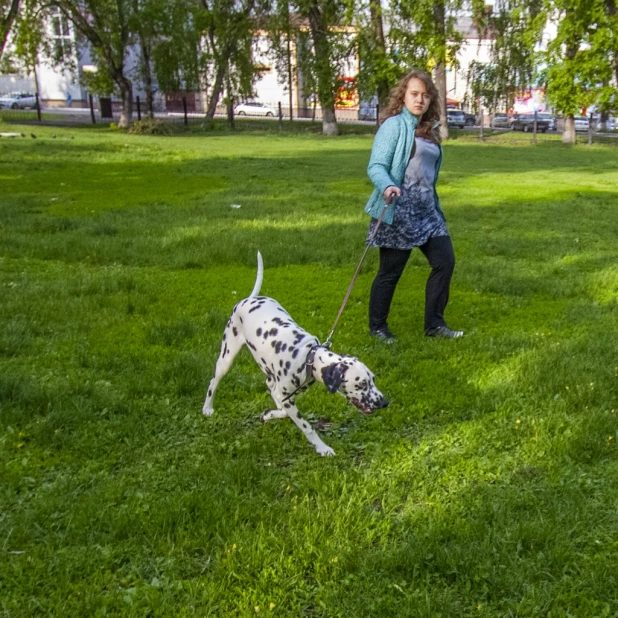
202,252,388,456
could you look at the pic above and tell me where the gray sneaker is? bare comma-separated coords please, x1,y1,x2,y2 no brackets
425,326,464,339
369,326,396,342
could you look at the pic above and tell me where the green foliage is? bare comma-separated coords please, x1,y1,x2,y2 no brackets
545,0,610,116
79,62,115,97
350,0,430,102
148,0,205,93
1,121,618,617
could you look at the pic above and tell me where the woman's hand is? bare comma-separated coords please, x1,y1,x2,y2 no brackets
383,186,402,205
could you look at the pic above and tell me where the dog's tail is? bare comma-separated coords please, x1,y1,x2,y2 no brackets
249,251,264,298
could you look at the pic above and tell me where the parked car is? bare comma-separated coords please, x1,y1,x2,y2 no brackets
491,113,512,129
536,112,555,131
463,111,476,126
0,92,37,109
359,98,377,121
510,113,550,133
574,116,590,131
446,109,466,129
234,102,277,117
592,115,616,132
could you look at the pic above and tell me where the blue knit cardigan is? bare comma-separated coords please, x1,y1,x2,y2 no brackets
364,107,444,225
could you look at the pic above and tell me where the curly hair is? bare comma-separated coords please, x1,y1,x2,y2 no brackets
383,69,441,144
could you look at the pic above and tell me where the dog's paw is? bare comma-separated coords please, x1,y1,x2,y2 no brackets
317,445,336,457
202,406,214,416
261,410,287,422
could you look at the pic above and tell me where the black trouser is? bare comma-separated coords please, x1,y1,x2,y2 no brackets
369,235,455,332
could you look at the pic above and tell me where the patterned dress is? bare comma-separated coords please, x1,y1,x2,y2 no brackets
366,137,448,249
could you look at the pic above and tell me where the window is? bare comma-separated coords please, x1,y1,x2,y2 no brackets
51,11,72,62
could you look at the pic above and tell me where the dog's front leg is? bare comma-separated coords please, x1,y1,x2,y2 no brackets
286,403,335,457
260,376,288,422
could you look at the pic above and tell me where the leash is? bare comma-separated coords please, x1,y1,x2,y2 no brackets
280,202,389,403
323,203,389,348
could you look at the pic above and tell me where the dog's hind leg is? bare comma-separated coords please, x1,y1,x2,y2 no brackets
261,409,288,422
202,318,245,415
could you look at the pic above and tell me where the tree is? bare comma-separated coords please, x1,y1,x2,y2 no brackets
469,0,545,114
545,0,606,143
391,0,465,140
267,1,300,121
305,0,339,134
588,0,618,128
130,0,207,118
50,0,136,126
0,0,20,62
351,0,412,121
130,0,160,117
272,0,351,135
465,60,501,113
198,0,258,121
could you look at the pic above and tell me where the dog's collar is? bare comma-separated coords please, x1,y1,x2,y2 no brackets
304,344,321,382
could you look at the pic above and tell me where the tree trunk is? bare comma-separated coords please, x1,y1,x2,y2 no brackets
435,62,448,141
321,106,338,135
0,0,20,61
139,36,154,117
226,69,235,129
206,63,225,121
433,0,449,141
308,0,338,136
562,115,576,144
561,42,577,145
369,0,389,121
117,75,133,127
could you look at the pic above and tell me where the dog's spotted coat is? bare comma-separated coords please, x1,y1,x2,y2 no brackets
202,252,388,456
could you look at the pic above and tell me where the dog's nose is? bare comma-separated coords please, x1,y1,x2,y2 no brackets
377,396,389,409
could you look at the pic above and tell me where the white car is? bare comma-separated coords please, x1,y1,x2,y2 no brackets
0,92,37,109
234,102,277,117
574,116,590,131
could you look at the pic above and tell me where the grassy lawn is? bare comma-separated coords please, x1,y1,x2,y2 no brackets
1,122,618,617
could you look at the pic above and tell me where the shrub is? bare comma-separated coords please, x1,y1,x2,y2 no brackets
127,118,173,135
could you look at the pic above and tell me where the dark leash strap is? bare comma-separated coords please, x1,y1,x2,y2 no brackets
323,203,389,348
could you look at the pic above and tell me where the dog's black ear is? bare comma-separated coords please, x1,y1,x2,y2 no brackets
321,363,347,394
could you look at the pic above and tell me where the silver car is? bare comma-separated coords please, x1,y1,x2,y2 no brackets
0,92,37,109
234,102,277,117
491,113,512,129
574,116,590,131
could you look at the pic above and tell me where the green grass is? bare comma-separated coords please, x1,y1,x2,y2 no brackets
1,122,618,617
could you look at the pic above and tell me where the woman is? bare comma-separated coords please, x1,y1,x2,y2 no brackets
364,68,463,341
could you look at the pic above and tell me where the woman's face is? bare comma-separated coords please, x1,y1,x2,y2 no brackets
404,77,431,119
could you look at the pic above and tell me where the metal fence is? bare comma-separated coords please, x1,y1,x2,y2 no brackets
0,92,380,128
2,94,617,145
